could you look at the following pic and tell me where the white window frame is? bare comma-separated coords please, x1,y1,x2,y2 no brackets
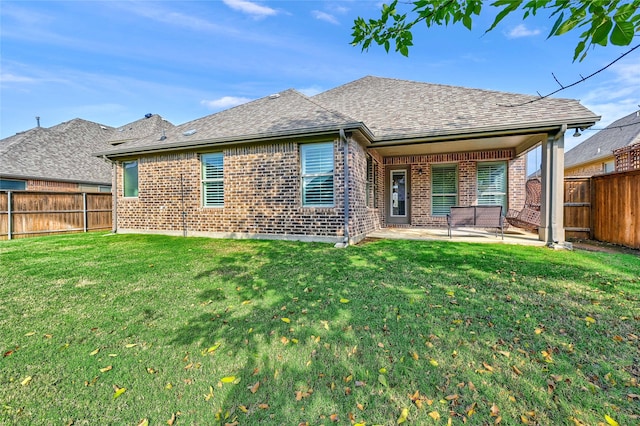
431,164,458,216
122,160,138,198
301,142,334,207
201,153,224,207
477,161,507,209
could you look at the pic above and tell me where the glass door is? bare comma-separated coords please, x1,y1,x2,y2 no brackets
387,168,410,224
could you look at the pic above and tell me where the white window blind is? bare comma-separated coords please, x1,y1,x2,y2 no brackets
477,162,507,208
431,164,458,216
301,143,334,206
201,153,224,207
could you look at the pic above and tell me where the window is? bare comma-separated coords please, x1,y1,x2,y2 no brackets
123,160,138,197
201,153,224,207
431,164,458,216
301,143,334,206
0,179,26,190
366,154,378,208
477,162,507,209
604,161,615,173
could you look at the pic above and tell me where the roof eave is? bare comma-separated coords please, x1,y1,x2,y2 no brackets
370,117,600,146
96,122,371,158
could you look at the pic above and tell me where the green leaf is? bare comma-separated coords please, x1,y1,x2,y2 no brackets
592,19,613,46
610,21,635,45
548,12,565,39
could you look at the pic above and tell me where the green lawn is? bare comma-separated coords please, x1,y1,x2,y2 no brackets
1,233,638,425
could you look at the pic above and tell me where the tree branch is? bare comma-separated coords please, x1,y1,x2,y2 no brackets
499,44,640,107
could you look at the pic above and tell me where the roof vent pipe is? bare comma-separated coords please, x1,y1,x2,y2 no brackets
36,116,41,128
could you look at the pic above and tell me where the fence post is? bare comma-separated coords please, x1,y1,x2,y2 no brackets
7,191,12,240
83,192,88,233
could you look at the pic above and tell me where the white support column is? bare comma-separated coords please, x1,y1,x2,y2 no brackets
539,128,567,248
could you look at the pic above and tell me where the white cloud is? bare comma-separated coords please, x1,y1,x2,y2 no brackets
507,24,541,39
222,0,277,18
312,10,339,25
0,73,37,83
201,96,252,109
298,86,323,97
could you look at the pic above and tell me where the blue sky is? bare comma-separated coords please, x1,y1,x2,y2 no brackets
1,0,639,157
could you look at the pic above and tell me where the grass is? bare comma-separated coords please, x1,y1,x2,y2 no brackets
0,232,639,425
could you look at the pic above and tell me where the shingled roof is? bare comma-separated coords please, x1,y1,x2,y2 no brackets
98,89,362,156
312,76,599,140
98,76,599,157
1,118,115,185
565,110,640,168
108,114,174,145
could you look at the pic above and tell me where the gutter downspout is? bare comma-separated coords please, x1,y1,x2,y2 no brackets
338,129,349,248
103,155,117,234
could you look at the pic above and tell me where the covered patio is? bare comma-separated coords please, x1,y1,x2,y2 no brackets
367,226,544,246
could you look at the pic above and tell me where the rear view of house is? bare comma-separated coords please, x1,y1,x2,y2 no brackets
98,76,599,246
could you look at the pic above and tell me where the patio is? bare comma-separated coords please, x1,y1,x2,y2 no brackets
367,226,544,246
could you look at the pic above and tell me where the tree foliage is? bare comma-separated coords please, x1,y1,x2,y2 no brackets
351,0,640,61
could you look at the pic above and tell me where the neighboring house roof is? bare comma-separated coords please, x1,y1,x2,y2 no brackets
0,118,115,185
97,76,600,158
312,76,599,140
565,110,640,169
98,89,364,156
108,114,175,145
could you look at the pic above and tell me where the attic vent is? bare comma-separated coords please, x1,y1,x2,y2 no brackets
145,113,153,118
100,126,108,130
269,94,280,99
183,129,197,136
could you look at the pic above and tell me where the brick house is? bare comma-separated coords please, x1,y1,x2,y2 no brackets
565,110,640,176
98,76,599,246
1,114,173,192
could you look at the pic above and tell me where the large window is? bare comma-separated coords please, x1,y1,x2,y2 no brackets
477,162,507,209
123,160,138,197
301,142,334,206
201,153,224,207
431,164,458,216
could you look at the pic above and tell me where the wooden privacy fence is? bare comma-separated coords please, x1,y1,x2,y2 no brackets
564,177,591,240
0,191,112,240
591,170,640,249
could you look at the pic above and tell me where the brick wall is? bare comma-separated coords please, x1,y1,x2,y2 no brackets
382,150,525,226
348,141,382,241
28,179,80,192
116,137,381,243
565,161,606,177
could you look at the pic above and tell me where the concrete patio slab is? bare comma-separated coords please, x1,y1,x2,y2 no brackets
366,227,545,246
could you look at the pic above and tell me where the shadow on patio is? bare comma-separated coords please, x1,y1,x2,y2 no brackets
366,226,544,246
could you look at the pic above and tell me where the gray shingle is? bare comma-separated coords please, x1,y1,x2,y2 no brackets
108,114,175,145
313,76,599,139
1,119,115,185
99,89,361,155
565,110,640,168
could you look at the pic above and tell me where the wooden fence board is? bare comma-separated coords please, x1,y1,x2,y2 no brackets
591,170,640,249
0,191,112,240
564,177,591,240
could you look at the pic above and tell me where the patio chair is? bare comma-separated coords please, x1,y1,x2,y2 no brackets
506,177,541,231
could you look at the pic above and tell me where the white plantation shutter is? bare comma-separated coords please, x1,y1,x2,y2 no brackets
301,143,334,206
477,162,507,209
431,164,458,216
201,153,224,207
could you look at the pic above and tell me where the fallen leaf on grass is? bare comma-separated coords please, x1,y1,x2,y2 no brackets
604,415,620,426
113,386,126,399
220,376,239,384
238,405,248,413
490,403,500,417
340,298,350,304
512,365,523,375
248,381,260,393
258,403,269,409
21,376,32,386
281,317,291,324
429,359,438,367
100,366,113,373
125,343,137,348
25,331,36,337
329,413,339,422
137,419,148,426
428,411,440,421
89,348,100,356
167,412,178,425
205,386,214,401
585,316,596,325
397,407,409,424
